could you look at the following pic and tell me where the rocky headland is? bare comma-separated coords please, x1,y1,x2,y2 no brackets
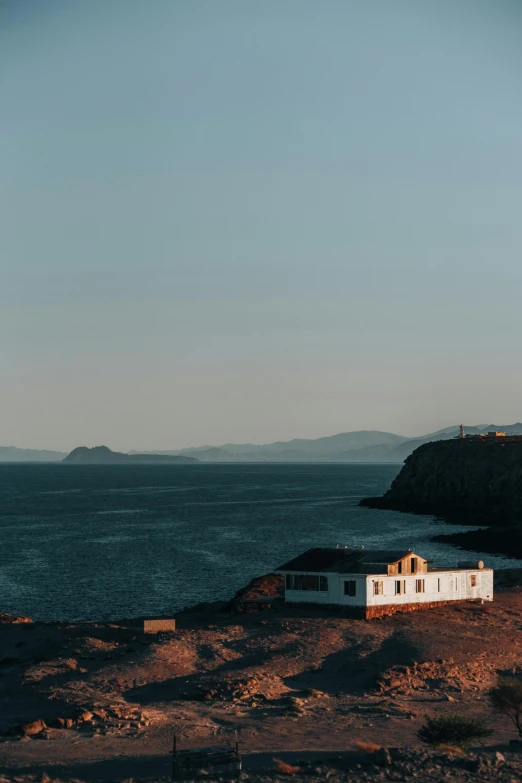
360,438,522,558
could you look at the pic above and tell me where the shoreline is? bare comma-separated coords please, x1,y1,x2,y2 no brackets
360,495,522,560
4,563,522,628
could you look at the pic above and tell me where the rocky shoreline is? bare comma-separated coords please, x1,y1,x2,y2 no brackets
360,438,522,559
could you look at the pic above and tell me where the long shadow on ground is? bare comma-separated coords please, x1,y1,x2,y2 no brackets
284,631,421,696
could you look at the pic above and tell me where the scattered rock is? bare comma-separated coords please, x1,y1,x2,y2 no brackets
0,613,32,624
20,719,46,736
76,709,93,723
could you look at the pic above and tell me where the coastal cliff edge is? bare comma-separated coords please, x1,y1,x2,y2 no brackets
360,438,522,558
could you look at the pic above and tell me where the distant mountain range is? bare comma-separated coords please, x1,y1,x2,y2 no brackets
130,424,522,463
0,446,66,462
4,424,522,463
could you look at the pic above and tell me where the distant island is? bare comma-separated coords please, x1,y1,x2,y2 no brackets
63,446,198,463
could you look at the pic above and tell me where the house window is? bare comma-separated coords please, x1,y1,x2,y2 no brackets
373,581,383,596
395,580,405,595
437,578,441,592
470,575,477,587
285,574,328,592
344,580,356,597
416,579,425,593
411,557,417,573
398,560,403,574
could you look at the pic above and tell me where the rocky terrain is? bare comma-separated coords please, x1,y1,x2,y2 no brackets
360,438,522,558
2,578,522,782
2,747,522,783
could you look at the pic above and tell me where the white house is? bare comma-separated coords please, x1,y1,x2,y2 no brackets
275,547,493,619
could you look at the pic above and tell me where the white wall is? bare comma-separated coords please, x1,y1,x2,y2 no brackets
282,569,493,608
366,569,493,607
338,576,367,607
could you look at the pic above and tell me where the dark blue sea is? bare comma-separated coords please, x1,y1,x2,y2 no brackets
0,463,519,621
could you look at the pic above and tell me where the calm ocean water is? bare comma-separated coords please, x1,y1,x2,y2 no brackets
1,463,519,621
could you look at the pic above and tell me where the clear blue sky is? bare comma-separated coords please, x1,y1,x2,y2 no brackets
2,0,522,451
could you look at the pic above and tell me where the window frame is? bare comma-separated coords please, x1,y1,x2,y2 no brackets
285,574,328,592
415,578,425,594
344,580,356,597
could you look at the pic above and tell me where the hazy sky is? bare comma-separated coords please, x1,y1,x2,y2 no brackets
3,0,522,451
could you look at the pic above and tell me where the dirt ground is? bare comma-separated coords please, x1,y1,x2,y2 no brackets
2,584,522,782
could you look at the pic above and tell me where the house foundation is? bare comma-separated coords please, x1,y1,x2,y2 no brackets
364,598,483,620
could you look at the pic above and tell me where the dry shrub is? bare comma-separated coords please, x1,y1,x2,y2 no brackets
353,740,382,754
274,759,300,775
490,676,522,738
418,715,493,748
435,744,465,756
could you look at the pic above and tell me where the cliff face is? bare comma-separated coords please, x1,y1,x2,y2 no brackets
361,438,522,524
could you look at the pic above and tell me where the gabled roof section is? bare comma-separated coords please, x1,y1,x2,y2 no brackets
276,547,416,574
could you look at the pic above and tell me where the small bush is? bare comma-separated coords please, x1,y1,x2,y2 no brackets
490,677,522,738
418,715,493,748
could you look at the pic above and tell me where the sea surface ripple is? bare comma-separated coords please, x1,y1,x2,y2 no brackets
0,463,519,621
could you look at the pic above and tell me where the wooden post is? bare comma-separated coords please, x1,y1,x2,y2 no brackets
171,732,177,779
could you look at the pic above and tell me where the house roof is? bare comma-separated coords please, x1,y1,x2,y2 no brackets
275,547,417,575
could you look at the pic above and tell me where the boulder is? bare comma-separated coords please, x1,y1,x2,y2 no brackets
20,719,46,736
76,710,94,723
